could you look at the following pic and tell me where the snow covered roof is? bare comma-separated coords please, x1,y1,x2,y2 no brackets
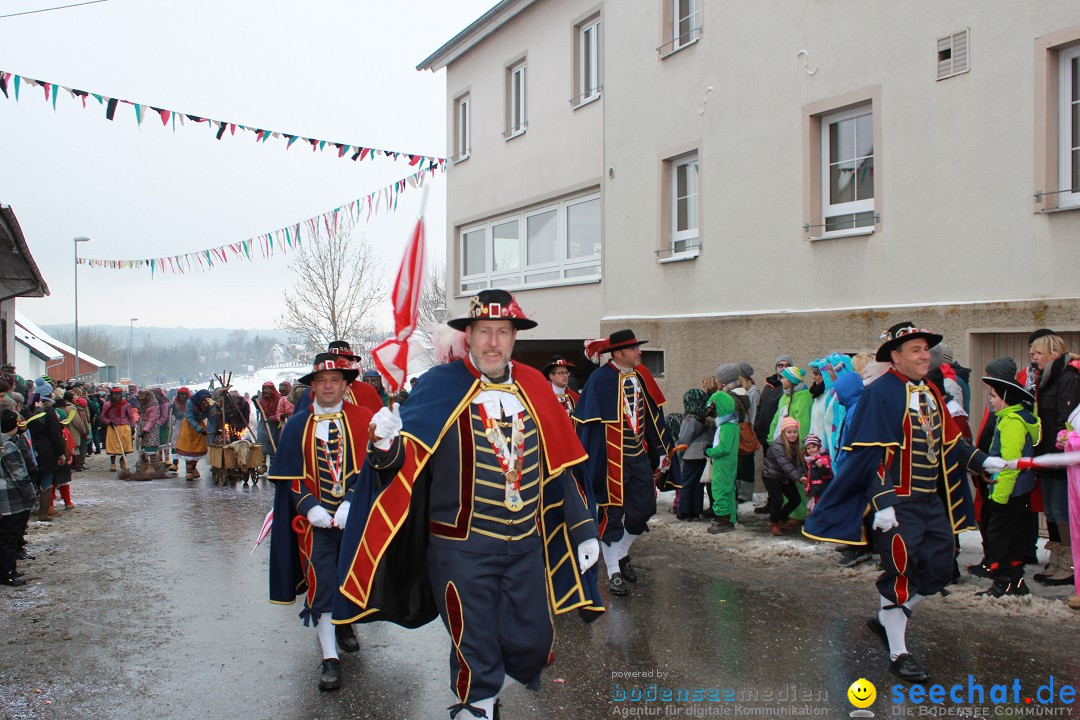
14,310,105,367
14,323,62,361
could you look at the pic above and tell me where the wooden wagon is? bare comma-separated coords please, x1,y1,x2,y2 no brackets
207,440,265,486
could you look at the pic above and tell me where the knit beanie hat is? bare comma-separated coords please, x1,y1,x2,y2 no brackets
984,356,1017,382
779,416,800,434
714,363,741,386
738,362,754,379
775,354,794,368
804,434,822,449
1,409,19,434
780,366,805,385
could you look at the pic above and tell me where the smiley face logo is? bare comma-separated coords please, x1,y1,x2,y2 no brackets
847,678,876,708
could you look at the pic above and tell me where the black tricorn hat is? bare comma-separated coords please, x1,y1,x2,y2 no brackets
607,329,648,352
876,322,943,362
542,355,575,376
327,340,361,362
447,289,537,331
298,353,360,386
982,376,1035,409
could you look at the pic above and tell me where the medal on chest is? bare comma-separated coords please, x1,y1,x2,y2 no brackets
478,404,527,511
318,432,345,497
622,378,640,434
913,391,938,464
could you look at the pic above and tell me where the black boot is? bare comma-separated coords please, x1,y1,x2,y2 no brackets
335,623,360,653
1,572,27,587
318,658,341,691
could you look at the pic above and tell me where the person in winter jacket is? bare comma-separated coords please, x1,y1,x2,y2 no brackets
21,393,65,520
753,355,791,449
762,417,805,535
1029,334,1080,587
803,434,833,513
1,410,37,585
768,366,812,444
977,377,1041,598
676,389,711,520
704,391,740,533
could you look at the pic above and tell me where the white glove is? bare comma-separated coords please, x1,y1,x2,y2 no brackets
577,538,599,574
306,505,333,529
333,501,350,530
1003,459,1019,470
872,506,899,532
982,456,1007,473
371,404,402,451
658,455,671,473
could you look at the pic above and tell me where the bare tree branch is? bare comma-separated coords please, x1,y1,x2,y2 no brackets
275,217,387,355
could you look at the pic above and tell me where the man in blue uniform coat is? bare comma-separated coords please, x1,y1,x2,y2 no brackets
337,289,603,720
805,322,1007,682
268,353,374,691
573,329,681,597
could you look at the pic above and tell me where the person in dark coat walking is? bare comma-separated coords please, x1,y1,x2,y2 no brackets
20,393,66,521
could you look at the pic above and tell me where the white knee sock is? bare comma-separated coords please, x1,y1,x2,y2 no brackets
601,541,621,578
316,618,338,660
878,595,908,661
619,532,639,558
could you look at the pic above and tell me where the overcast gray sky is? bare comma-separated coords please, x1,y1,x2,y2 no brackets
1,0,493,331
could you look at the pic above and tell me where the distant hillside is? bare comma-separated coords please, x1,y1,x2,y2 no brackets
43,324,294,346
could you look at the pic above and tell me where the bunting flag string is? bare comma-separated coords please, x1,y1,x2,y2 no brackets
75,164,443,276
0,68,445,170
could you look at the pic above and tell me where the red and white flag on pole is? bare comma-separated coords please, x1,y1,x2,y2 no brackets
250,508,273,555
372,213,426,394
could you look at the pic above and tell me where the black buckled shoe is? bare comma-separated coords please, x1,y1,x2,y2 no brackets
618,556,638,583
318,658,341,691
889,653,930,683
608,572,629,596
1,573,28,587
335,623,360,653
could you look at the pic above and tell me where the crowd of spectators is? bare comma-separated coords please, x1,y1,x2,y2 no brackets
665,329,1080,609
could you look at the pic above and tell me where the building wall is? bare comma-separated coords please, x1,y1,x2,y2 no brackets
602,1,1080,319
602,298,1080,414
436,0,1080,387
442,0,605,338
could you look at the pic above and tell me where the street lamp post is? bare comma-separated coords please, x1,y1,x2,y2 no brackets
73,237,90,381
128,317,138,382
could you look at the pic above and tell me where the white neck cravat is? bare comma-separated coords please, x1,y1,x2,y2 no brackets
312,400,343,442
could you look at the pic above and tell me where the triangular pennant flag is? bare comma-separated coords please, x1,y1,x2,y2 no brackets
134,103,144,125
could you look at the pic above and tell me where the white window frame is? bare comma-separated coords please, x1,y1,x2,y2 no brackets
669,153,700,258
1058,46,1080,209
455,95,470,162
820,104,875,237
672,0,699,51
579,19,601,104
508,62,527,139
458,192,602,294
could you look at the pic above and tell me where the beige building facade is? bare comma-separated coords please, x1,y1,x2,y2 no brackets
422,1,1080,407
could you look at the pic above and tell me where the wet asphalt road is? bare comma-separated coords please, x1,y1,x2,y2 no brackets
1,456,1078,720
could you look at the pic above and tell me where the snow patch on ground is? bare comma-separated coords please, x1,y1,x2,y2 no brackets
650,490,1077,619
